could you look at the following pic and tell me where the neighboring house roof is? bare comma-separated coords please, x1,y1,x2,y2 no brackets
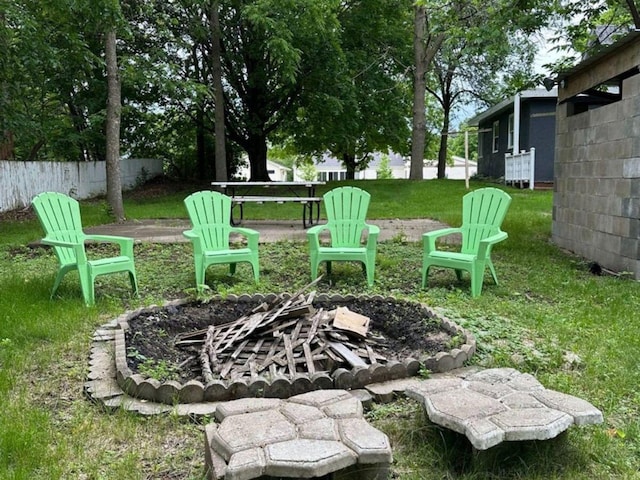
315,151,406,169
267,159,291,171
451,155,477,166
467,88,558,126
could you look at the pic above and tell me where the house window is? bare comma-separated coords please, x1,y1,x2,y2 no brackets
507,114,514,150
319,171,346,181
492,120,499,153
478,133,483,159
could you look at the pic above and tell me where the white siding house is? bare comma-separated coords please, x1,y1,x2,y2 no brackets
292,152,476,181
293,152,406,181
235,159,291,181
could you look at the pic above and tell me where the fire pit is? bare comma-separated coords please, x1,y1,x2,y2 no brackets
115,290,476,405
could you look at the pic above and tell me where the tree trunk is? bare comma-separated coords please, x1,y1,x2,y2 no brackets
246,134,270,181
105,29,125,222
211,0,227,181
410,5,445,180
625,0,640,28
343,153,356,180
410,5,427,180
437,102,451,179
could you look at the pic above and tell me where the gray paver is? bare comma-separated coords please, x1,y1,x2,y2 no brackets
215,397,282,420
321,396,363,419
205,390,392,479
407,368,603,450
298,418,340,441
280,401,327,424
210,410,297,460
264,439,357,478
338,418,393,464
226,447,265,480
490,408,573,441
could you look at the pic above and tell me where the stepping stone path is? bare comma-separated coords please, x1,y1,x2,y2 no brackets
204,390,392,480
404,367,604,450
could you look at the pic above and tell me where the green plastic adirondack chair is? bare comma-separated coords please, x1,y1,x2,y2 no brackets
31,192,138,306
183,191,259,291
422,187,512,297
307,186,379,286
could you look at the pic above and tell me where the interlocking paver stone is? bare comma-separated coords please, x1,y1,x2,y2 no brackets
406,367,603,450
204,390,392,480
264,439,356,478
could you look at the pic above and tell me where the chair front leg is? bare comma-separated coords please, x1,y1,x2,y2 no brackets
470,262,485,297
194,255,206,291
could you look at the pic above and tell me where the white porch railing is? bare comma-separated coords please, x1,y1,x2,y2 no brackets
505,147,535,190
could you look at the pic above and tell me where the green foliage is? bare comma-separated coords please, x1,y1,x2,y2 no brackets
138,359,180,382
376,154,394,179
285,0,413,177
448,125,478,161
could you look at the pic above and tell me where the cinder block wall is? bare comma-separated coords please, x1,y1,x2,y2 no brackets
553,75,640,279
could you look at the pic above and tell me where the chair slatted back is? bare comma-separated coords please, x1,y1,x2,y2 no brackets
323,187,371,248
460,188,512,254
32,192,85,264
184,191,233,250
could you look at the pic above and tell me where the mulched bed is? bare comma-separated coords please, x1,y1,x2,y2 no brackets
125,297,456,384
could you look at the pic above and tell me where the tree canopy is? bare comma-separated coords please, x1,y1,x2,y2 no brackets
4,0,620,182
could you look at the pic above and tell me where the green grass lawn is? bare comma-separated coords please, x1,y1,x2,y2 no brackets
1,179,638,479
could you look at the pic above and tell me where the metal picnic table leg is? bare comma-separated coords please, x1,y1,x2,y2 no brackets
231,202,243,226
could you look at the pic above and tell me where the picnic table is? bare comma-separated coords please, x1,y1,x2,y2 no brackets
210,181,326,228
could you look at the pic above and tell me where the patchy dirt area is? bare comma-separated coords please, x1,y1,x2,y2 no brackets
125,297,457,384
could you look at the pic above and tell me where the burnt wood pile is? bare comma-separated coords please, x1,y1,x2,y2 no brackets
175,283,389,383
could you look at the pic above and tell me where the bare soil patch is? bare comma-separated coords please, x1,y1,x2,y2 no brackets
125,297,456,384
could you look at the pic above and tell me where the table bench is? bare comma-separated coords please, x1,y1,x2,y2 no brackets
210,181,325,228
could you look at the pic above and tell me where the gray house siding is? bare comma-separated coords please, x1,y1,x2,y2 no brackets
523,100,556,182
475,95,556,182
478,110,512,178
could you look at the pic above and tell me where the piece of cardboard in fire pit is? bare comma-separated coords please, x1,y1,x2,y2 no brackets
333,307,370,337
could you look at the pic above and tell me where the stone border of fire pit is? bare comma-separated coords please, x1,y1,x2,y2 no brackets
108,293,476,405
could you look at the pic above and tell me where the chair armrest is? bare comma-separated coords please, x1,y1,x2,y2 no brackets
231,227,260,250
306,224,330,250
364,223,380,247
422,227,462,254
41,237,88,263
85,234,135,258
478,231,508,258
183,229,205,254
41,237,81,249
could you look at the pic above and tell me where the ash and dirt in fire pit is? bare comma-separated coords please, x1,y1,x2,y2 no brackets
125,297,460,384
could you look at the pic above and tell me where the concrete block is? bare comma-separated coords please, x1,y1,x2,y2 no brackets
630,218,639,240
612,217,630,237
621,237,638,259
622,197,640,218
624,157,640,178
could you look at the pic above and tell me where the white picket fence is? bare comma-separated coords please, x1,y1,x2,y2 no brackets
504,147,535,190
0,158,163,213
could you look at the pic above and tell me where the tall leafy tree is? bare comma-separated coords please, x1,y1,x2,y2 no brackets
428,27,538,178
410,0,552,179
285,0,413,179
218,0,343,180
